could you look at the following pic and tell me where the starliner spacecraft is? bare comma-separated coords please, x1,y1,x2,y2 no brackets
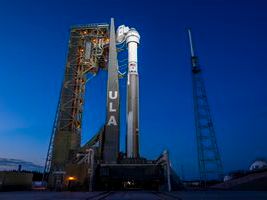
43,18,179,191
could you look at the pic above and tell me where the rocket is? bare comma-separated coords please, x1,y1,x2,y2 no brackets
117,25,140,158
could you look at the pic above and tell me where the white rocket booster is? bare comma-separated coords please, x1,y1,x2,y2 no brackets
116,25,140,158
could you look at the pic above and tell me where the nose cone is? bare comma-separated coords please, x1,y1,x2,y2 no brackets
126,29,140,44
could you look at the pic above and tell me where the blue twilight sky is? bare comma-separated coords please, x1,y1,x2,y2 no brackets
0,0,267,179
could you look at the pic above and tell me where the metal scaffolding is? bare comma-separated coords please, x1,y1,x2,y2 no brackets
43,23,110,186
188,29,223,183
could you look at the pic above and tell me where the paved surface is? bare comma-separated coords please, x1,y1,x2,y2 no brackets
173,191,267,200
1,191,267,199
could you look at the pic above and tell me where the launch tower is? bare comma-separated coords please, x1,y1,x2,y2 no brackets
43,18,179,191
188,29,223,183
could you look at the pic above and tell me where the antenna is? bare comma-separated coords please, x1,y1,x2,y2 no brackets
188,29,195,57
188,29,199,68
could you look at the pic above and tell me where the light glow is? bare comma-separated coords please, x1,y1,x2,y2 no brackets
67,176,76,181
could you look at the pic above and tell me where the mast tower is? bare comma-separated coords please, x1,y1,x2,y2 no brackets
188,29,223,183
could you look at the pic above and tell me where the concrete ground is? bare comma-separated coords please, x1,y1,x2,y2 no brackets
1,191,267,200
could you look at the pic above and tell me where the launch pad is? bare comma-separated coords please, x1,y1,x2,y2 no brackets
43,18,181,191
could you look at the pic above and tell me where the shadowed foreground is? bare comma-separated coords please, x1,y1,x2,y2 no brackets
1,191,267,200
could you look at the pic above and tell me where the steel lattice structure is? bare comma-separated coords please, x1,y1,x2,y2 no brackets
188,29,223,182
41,19,184,191
43,24,110,186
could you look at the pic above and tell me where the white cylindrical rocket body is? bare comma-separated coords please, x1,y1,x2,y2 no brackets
126,29,140,158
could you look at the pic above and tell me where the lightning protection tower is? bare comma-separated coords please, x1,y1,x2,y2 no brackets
188,29,223,183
